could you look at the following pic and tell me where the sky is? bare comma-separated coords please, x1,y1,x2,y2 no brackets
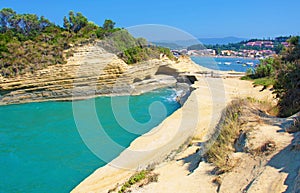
1,0,300,39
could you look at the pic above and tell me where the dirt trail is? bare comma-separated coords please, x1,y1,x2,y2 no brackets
130,78,300,193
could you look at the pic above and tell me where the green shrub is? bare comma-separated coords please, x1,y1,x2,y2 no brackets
253,58,275,78
118,170,149,193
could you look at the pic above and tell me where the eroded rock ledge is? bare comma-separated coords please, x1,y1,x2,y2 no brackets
0,43,203,105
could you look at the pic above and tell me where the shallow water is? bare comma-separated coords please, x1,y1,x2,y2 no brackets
0,89,180,193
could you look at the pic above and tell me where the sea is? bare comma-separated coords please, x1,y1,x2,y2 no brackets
191,56,260,72
0,89,180,193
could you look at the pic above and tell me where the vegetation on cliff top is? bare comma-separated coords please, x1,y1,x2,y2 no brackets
243,36,300,117
0,8,174,77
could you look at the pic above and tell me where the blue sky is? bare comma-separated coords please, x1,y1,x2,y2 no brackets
1,0,300,39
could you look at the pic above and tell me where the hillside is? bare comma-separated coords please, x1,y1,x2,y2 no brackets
0,8,174,78
187,36,291,54
198,36,247,45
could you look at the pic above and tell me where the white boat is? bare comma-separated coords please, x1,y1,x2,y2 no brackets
246,62,254,66
224,62,231,65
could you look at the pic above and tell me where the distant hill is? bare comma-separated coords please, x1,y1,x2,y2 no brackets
198,36,248,45
152,37,248,49
151,42,185,50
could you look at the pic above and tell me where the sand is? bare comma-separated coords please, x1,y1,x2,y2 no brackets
71,76,277,193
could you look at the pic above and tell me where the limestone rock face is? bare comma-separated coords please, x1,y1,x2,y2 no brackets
0,44,196,105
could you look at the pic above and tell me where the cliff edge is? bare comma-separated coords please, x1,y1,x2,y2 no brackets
0,43,204,105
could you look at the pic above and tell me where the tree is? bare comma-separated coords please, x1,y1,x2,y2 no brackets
103,19,115,31
288,36,299,47
20,14,40,36
39,16,52,29
64,11,88,33
283,36,300,62
63,16,71,31
0,8,16,32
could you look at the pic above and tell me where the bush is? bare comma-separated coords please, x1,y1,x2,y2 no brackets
273,36,300,117
274,62,300,117
253,58,275,78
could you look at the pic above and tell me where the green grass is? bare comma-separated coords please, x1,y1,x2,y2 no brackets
240,75,252,80
241,75,275,87
253,77,275,87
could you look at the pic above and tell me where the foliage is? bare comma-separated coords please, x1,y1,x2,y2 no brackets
241,36,300,117
253,58,275,78
0,9,67,77
157,46,175,60
253,77,276,87
274,62,300,116
103,19,115,31
119,46,174,64
0,9,100,77
119,170,149,193
272,36,300,117
0,8,174,78
241,57,276,87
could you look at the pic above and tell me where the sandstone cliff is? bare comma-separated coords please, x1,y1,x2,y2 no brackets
0,43,203,105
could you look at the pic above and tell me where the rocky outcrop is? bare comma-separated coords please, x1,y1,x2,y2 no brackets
0,43,201,105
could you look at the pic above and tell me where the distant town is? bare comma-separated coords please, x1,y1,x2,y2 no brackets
171,36,291,59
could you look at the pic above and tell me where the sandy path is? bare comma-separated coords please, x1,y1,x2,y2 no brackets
131,78,300,193
129,77,275,193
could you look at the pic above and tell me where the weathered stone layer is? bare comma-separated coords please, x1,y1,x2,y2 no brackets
0,44,202,105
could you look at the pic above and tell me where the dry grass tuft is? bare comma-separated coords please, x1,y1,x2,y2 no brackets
204,97,279,173
204,99,246,173
245,97,279,116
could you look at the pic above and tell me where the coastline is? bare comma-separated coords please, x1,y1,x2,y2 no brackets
71,75,274,193
71,54,272,193
71,78,201,193
0,44,209,106
189,55,259,60
69,57,212,192
0,44,269,192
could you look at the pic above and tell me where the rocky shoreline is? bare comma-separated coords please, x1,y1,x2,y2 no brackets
2,43,268,193
0,43,204,105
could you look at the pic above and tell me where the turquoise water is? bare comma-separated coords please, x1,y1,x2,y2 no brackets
0,89,180,193
191,56,259,72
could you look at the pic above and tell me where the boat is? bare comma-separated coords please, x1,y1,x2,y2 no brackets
246,62,254,66
218,62,222,65
242,64,247,67
236,60,242,64
224,62,231,65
